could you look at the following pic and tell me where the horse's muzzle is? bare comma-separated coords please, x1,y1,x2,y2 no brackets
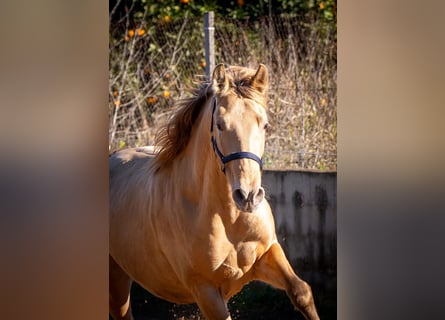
232,187,265,212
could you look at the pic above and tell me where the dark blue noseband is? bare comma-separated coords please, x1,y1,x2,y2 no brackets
210,99,263,173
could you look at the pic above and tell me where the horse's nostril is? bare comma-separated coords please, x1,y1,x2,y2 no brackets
253,187,265,206
233,188,248,204
232,187,265,211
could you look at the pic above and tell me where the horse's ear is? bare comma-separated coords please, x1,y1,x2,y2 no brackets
212,64,230,94
250,64,268,94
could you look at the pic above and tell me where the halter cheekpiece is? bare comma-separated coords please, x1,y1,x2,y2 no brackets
210,98,263,173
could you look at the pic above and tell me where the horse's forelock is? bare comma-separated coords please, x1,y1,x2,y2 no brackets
227,66,268,105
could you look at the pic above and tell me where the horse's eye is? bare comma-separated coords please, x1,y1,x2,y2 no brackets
264,123,270,131
216,123,224,131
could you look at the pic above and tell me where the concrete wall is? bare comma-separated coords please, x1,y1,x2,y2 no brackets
262,170,337,292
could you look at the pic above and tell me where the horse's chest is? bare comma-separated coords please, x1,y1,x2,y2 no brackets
236,243,257,268
217,242,257,279
205,211,273,281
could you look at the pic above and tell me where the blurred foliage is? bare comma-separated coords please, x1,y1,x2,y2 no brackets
110,0,336,23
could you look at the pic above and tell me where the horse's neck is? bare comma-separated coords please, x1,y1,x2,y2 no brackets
172,103,232,211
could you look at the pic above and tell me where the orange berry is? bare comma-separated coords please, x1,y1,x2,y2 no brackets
180,0,189,4
163,90,170,98
201,60,206,68
147,97,158,104
124,36,130,42
319,2,325,9
164,15,171,23
113,91,118,97
128,29,135,37
136,28,145,36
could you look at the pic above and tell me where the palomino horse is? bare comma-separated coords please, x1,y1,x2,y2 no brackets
109,64,319,320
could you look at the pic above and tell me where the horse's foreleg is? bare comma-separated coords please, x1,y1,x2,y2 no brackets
109,256,133,320
190,283,231,320
253,242,320,320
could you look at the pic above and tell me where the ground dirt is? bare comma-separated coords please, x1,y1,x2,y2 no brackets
127,281,335,320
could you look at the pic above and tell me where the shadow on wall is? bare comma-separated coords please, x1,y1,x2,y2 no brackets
263,170,337,313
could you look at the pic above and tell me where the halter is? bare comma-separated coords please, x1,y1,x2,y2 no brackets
210,98,263,173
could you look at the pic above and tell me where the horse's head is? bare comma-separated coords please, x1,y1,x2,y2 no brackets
211,64,269,212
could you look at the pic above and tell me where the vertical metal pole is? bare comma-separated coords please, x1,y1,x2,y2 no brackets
204,11,215,81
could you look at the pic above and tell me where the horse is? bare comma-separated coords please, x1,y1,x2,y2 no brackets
109,64,320,320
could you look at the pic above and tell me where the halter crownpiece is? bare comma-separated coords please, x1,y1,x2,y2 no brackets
210,99,263,173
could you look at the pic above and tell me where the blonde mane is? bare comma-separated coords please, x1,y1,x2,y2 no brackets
151,66,267,172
